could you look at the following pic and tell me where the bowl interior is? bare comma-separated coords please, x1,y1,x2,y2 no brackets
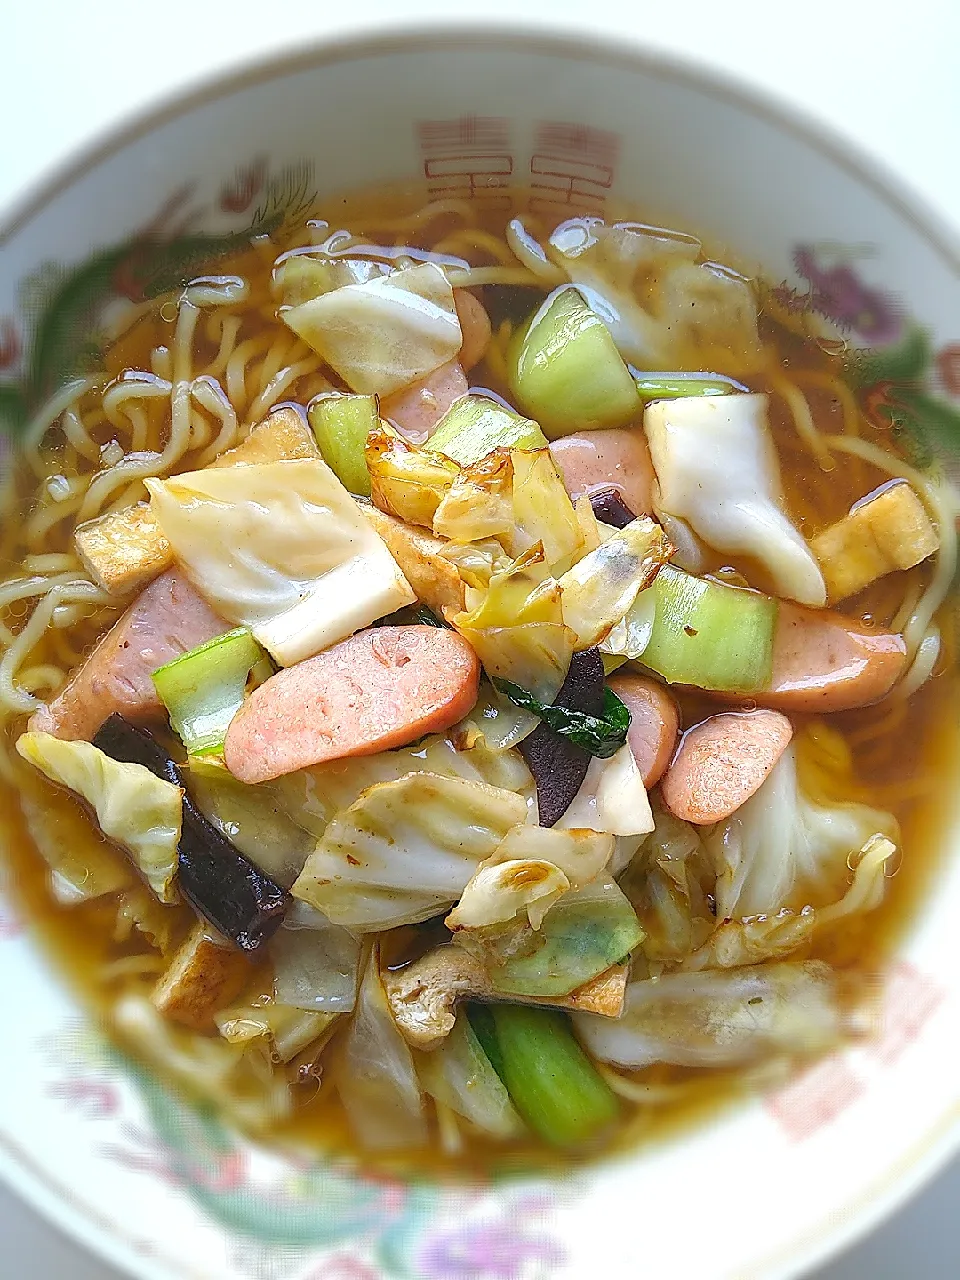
2,29,960,1280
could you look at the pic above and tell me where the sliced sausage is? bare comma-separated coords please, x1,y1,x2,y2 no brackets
606,672,679,787
454,289,492,370
660,710,793,826
759,603,907,713
379,359,469,443
28,569,228,741
224,626,481,784
549,429,655,519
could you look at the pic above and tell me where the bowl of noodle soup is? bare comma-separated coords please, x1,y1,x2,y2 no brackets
1,25,960,1280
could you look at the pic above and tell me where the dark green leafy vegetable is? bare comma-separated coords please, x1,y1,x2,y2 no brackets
516,649,604,827
92,715,288,952
152,628,265,758
478,1004,619,1146
374,603,447,629
495,678,630,760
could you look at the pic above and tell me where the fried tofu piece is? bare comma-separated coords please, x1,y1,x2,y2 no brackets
75,408,319,596
383,946,627,1050
360,501,466,617
812,481,939,602
75,503,173,599
152,922,248,1031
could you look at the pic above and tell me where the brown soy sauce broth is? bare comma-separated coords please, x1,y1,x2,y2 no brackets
1,184,958,1177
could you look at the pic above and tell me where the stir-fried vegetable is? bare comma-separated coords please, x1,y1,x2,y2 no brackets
645,393,826,607
146,459,415,666
447,825,615,935
633,371,742,402
272,251,388,306
283,262,463,397
575,962,843,1068
416,1013,525,1140
92,715,289,952
471,1004,619,1146
16,732,182,903
497,678,630,760
556,514,672,649
508,286,640,438
336,949,427,1150
490,876,644,998
453,550,576,705
152,627,264,759
292,772,528,931
708,741,898,919
557,743,654,837
427,394,548,465
271,902,362,1013
366,425,459,527
639,565,778,692
307,393,377,496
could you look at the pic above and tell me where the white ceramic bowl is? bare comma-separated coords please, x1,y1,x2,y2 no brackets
2,25,960,1280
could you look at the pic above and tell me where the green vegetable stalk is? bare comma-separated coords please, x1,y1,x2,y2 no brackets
308,394,378,496
640,565,777,692
468,1004,619,1147
633,371,742,403
493,677,630,759
508,286,640,439
152,627,265,757
427,394,548,465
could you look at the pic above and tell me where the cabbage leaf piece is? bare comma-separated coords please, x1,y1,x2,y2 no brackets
283,262,462,396
532,215,762,373
687,834,897,971
575,961,843,1069
416,1012,524,1140
15,755,133,904
557,515,673,649
451,548,576,705
555,742,654,837
270,902,362,1014
620,798,715,970
146,459,414,667
292,772,528,931
644,394,826,607
16,732,181,903
487,874,643,999
184,758,316,889
274,732,533,840
707,743,898,920
446,825,615,932
337,949,428,1150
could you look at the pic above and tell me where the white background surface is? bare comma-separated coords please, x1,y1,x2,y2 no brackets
2,1,959,1276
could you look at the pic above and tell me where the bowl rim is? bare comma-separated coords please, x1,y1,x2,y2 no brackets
1,20,959,1280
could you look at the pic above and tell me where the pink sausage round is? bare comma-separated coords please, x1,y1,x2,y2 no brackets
549,429,655,519
379,360,469,443
454,289,492,371
660,709,793,826
760,603,907,714
224,626,481,784
606,672,679,787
